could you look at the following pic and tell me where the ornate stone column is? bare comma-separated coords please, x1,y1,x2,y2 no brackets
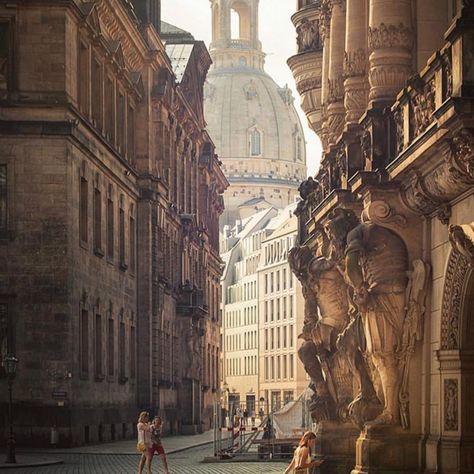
326,0,346,145
344,0,369,125
368,0,414,105
319,0,332,151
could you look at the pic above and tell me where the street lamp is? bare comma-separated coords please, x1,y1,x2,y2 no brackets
4,354,18,464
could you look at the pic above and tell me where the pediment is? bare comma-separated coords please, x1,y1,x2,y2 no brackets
80,3,102,35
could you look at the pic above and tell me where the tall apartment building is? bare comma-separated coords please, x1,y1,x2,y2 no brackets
0,0,227,446
221,204,307,414
258,205,307,411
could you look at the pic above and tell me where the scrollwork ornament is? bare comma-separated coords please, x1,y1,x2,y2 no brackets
448,129,474,180
361,200,407,229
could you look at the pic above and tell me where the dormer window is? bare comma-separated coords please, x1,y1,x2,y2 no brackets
249,128,262,156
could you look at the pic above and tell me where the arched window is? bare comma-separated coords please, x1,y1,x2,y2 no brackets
250,128,262,156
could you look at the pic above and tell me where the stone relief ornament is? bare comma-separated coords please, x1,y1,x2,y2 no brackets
444,379,458,431
449,222,474,265
297,18,321,52
319,0,332,43
328,77,344,103
289,244,380,426
344,49,367,78
368,23,414,51
412,79,436,137
393,107,405,156
448,128,474,180
361,200,407,230
243,79,258,100
440,250,469,350
324,208,430,428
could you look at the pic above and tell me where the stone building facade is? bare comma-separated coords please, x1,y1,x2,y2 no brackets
0,0,227,446
288,0,474,472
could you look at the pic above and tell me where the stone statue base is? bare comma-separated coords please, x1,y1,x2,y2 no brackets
315,421,360,474
351,425,420,474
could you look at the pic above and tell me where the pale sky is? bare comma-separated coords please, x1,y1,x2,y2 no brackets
161,0,322,177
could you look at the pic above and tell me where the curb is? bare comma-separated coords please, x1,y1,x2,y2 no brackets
0,458,63,470
19,440,215,457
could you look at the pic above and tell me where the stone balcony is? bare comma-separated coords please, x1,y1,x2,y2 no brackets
176,283,207,320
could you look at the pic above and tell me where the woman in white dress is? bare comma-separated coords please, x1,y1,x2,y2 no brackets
284,431,323,474
137,411,153,474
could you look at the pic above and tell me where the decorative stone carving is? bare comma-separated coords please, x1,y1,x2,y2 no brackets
393,107,404,156
449,222,474,265
243,79,258,100
368,23,414,51
369,65,413,101
444,379,458,431
440,250,470,350
327,112,344,143
344,49,367,77
361,200,407,229
297,18,321,52
325,208,429,427
319,0,332,43
448,128,474,180
328,77,344,103
289,244,379,425
412,79,435,137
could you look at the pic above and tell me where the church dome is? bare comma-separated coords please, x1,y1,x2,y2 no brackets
204,0,307,226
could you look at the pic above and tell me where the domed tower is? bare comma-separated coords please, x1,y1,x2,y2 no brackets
204,0,307,228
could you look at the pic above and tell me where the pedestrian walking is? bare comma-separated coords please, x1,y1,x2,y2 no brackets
137,411,153,474
149,416,170,474
284,431,323,474
243,408,249,425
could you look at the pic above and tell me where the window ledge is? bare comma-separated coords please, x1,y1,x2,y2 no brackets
94,247,105,258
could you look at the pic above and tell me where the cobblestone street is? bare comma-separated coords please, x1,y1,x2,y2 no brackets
0,445,286,474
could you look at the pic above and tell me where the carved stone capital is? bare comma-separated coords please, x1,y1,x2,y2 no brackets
368,23,414,51
327,76,344,103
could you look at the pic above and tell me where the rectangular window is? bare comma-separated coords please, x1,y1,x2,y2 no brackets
289,295,294,318
119,322,126,381
277,326,280,349
290,325,294,348
277,355,281,380
129,216,136,273
107,318,114,377
276,298,280,320
127,105,135,162
270,272,274,293
91,58,102,127
0,165,7,235
289,273,293,289
270,327,274,350
0,23,12,98
270,356,274,380
119,206,126,268
117,92,126,154
264,357,268,381
94,314,103,378
283,296,287,319
290,354,294,379
80,177,88,244
81,310,89,376
283,269,287,290
283,325,287,348
130,325,136,379
107,198,114,260
276,270,280,292
93,188,102,252
283,355,287,379
265,328,268,351
105,76,115,142
78,42,89,116
0,302,10,376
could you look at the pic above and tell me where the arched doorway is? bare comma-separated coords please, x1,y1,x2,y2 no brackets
438,247,474,473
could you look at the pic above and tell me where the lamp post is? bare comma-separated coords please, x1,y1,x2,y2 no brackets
4,354,18,464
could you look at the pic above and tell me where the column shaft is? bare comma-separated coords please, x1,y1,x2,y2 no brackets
344,0,369,125
326,0,346,145
368,0,414,105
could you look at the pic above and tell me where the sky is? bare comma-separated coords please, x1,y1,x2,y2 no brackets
161,0,322,177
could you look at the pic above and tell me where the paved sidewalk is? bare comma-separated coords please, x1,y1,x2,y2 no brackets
21,429,216,456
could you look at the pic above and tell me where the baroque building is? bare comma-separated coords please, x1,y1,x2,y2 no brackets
204,0,307,228
288,0,474,473
0,0,227,446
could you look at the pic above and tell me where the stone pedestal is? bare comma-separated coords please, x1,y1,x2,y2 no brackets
351,425,420,474
315,420,360,474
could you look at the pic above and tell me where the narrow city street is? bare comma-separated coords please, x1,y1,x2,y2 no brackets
0,445,286,474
